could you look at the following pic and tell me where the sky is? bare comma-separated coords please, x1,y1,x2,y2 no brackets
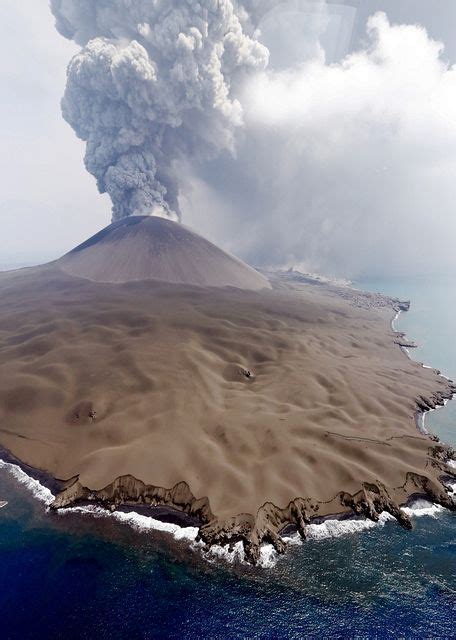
1,1,456,278
0,0,110,267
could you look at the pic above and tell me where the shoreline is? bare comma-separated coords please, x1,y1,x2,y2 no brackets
392,310,456,439
1,448,454,569
391,310,456,500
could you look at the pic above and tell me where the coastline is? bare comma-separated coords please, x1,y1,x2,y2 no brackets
392,309,456,442
0,266,455,564
1,446,454,569
391,310,456,500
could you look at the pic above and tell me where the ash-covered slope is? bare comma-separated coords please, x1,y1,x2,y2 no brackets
58,216,270,290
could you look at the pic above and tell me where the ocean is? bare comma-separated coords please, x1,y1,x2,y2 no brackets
0,276,455,639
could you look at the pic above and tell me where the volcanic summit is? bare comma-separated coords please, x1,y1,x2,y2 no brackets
58,215,270,290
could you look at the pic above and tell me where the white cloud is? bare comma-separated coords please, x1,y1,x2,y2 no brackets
183,12,456,278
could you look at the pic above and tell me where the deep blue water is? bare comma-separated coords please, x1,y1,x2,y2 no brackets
0,277,455,639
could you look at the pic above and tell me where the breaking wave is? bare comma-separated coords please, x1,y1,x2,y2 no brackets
0,460,54,505
1,457,454,569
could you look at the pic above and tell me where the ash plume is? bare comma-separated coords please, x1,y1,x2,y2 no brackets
50,0,268,221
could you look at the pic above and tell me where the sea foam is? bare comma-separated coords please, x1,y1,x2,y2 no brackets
401,499,443,518
0,459,54,506
59,503,199,542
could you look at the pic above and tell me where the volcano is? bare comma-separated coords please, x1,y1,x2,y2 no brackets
57,215,270,290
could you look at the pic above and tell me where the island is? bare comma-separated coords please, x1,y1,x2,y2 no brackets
0,216,454,563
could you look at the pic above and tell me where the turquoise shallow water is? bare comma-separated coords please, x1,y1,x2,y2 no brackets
358,276,456,444
0,276,455,639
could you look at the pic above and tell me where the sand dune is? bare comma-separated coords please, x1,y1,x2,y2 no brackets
58,216,270,290
0,223,455,562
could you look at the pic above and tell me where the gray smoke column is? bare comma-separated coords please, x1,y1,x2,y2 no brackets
50,0,268,221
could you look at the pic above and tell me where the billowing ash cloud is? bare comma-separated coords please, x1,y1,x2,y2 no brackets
50,0,268,221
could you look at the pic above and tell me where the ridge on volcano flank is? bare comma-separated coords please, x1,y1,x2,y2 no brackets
58,216,270,290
